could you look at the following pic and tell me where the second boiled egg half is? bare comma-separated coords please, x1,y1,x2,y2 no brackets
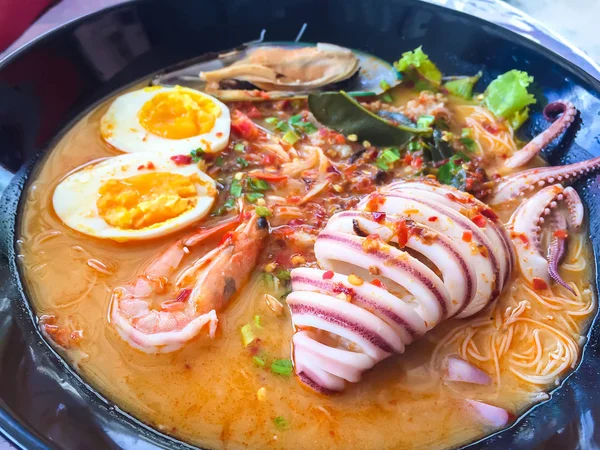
53,152,217,242
101,86,230,154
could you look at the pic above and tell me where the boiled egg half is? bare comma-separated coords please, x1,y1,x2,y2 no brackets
100,86,230,154
53,153,217,241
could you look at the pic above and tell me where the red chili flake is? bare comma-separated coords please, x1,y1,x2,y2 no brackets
471,214,486,228
445,193,473,205
327,165,341,175
175,288,192,302
147,161,155,169
554,229,568,239
247,338,263,356
171,154,192,165
137,164,145,170
395,219,409,248
261,154,274,165
479,207,498,221
334,133,346,144
465,177,474,191
514,233,529,247
462,231,473,242
483,122,499,135
366,193,386,212
532,277,549,291
411,156,423,169
371,279,385,289
372,212,386,223
245,106,262,118
216,132,223,138
231,111,260,140
403,153,413,165
322,270,334,280
428,216,438,222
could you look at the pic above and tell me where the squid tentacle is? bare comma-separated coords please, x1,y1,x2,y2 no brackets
504,101,578,169
488,155,600,205
508,184,584,290
547,213,575,294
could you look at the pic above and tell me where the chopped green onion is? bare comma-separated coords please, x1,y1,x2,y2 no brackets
271,359,293,376
375,159,388,171
190,147,205,162
381,93,393,103
245,192,264,203
255,205,272,217
230,179,243,197
416,115,435,128
276,269,291,281
253,356,266,367
282,130,300,145
408,141,422,152
380,79,391,91
276,121,292,132
289,114,303,124
254,315,262,329
461,128,472,138
385,148,401,160
263,272,276,290
241,324,255,347
215,156,224,167
273,416,289,430
234,143,245,153
236,157,249,168
265,117,279,124
459,137,477,152
301,122,318,134
248,177,270,191
376,147,401,170
212,197,236,216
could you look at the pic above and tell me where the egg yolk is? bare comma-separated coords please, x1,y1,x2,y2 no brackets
138,90,220,139
97,172,199,230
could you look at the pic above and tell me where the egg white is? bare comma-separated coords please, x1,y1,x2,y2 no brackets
53,153,217,242
100,86,230,154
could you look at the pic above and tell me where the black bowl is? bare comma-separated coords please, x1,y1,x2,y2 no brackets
1,0,600,448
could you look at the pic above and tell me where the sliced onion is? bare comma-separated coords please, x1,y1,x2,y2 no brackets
466,400,510,428
443,357,491,385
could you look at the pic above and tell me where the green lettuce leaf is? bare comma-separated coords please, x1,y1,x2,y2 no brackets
394,46,442,85
483,70,536,127
444,72,482,99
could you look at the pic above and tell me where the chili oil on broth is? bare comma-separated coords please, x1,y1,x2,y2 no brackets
17,90,596,450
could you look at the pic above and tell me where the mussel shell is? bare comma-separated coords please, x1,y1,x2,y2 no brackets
151,41,399,101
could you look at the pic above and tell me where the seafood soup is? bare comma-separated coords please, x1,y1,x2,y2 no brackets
18,43,597,449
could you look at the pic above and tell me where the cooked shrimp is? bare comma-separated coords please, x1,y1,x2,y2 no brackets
110,214,269,353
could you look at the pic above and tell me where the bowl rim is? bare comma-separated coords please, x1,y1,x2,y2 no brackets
1,1,600,449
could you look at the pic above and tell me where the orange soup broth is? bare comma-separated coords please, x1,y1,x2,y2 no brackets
18,96,595,449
